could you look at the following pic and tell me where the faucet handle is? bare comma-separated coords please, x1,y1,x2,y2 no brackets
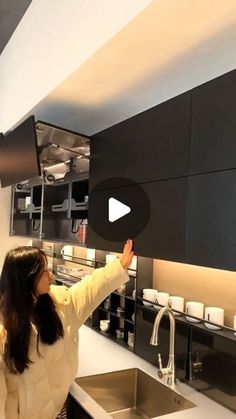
158,353,163,370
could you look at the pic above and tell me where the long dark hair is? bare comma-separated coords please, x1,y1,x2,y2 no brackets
0,246,64,374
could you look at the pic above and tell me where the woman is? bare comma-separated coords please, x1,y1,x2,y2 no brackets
0,240,133,419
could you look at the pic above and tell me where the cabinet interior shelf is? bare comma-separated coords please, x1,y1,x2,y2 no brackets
92,327,134,352
99,307,134,324
20,207,42,214
52,199,69,212
55,278,77,287
112,291,134,300
71,199,88,211
124,318,134,325
55,272,82,282
54,252,96,268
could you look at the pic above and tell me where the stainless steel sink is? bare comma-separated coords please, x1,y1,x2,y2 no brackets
75,368,195,418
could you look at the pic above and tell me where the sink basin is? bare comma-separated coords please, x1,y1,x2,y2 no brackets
75,368,195,418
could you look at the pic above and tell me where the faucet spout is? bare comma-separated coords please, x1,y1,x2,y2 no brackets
150,306,176,386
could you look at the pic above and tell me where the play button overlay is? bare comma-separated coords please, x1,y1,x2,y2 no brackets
88,177,150,242
109,198,131,222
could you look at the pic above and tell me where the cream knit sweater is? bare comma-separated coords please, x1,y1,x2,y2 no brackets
0,259,129,419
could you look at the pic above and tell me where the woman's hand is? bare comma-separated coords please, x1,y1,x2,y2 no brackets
120,239,134,269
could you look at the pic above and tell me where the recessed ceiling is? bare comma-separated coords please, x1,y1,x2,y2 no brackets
0,0,32,55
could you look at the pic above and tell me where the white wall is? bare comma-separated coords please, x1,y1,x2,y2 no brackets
0,187,30,270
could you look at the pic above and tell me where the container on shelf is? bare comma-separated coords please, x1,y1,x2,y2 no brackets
116,329,124,339
116,307,125,317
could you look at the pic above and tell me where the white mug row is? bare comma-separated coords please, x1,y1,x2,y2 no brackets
142,289,235,332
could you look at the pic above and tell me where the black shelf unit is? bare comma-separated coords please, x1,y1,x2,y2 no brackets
32,240,145,353
11,183,43,237
11,176,89,245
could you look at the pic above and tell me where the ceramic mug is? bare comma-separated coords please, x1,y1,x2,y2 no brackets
186,301,204,323
100,319,110,332
157,292,169,306
204,307,224,330
106,254,117,263
168,296,184,315
61,245,73,259
143,289,158,306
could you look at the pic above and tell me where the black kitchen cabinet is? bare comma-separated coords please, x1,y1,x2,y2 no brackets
191,69,236,175
90,91,191,190
135,178,188,262
11,184,42,238
41,183,72,241
11,178,89,245
87,177,188,263
187,169,236,271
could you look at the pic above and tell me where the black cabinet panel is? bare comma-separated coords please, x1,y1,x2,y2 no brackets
90,92,191,189
191,69,236,174
87,178,188,263
135,178,188,262
187,170,236,270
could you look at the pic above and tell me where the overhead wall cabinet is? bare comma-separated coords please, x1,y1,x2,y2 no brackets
88,69,236,272
11,177,89,245
87,177,188,262
10,70,236,271
190,69,236,175
10,119,90,244
187,169,236,271
11,182,43,238
89,91,191,190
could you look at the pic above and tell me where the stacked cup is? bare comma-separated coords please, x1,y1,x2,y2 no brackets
143,289,158,307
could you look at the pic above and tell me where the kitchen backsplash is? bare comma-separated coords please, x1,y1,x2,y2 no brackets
153,259,236,327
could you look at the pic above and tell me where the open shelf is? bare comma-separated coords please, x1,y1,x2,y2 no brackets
137,298,236,342
92,327,134,352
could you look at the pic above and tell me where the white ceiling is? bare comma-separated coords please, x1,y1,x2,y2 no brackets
3,0,236,136
0,0,31,54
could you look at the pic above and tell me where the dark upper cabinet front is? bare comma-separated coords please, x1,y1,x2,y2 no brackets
90,92,191,190
187,169,236,271
135,178,188,262
87,177,188,263
191,69,236,175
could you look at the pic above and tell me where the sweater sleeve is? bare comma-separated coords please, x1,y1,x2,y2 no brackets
0,366,6,419
68,258,129,327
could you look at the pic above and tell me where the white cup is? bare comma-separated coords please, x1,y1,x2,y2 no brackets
100,319,110,332
204,307,224,330
143,289,158,306
186,301,204,323
106,254,117,263
61,245,73,259
157,292,169,306
169,296,184,315
128,331,134,348
234,315,236,336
